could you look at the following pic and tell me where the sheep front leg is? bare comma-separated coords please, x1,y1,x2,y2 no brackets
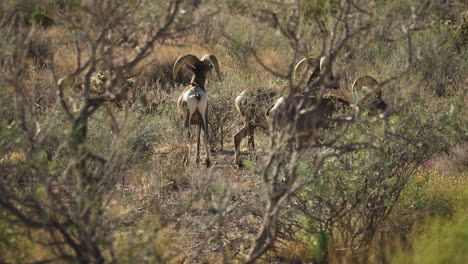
247,123,256,161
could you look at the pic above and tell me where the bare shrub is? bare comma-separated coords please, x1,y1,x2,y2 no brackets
207,80,238,152
26,29,53,67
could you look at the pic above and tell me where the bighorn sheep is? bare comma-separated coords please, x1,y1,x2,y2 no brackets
233,88,277,167
266,75,387,149
233,56,340,167
266,94,351,149
351,75,387,113
173,54,221,167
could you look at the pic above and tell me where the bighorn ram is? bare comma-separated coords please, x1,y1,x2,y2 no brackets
233,56,340,167
266,75,387,149
173,54,221,167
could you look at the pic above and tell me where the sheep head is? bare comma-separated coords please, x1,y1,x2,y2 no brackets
173,54,221,87
293,56,340,91
352,75,387,113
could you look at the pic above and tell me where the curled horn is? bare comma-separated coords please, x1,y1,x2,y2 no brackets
201,54,222,81
319,56,328,72
319,56,338,77
172,54,201,80
293,57,320,81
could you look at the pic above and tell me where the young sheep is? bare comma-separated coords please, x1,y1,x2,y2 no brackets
173,54,221,167
233,88,277,167
233,57,340,167
266,75,387,149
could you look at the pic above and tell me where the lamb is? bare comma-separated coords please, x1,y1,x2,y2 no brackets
233,88,277,167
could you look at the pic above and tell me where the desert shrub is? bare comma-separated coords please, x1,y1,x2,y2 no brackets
207,79,238,151
131,80,175,114
303,0,340,23
222,15,259,68
411,26,466,96
224,37,252,69
136,59,191,93
26,29,54,67
287,220,330,263
193,17,222,46
222,12,292,72
226,0,248,14
8,0,57,27
113,222,176,263
397,140,467,220
288,90,456,262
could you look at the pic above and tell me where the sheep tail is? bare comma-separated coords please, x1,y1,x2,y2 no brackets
195,91,201,101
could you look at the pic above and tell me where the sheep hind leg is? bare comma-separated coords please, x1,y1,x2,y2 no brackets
201,115,211,168
234,126,248,168
183,111,191,167
183,130,190,167
185,110,192,138
247,130,255,150
196,123,201,166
